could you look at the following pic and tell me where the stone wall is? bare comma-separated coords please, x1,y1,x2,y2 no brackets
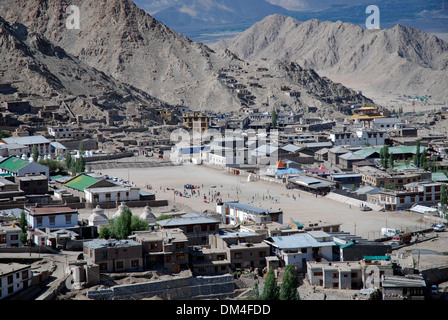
87,274,235,300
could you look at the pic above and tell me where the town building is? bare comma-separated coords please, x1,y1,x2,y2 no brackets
307,261,363,289
216,202,283,226
210,230,270,271
156,212,220,246
182,112,210,133
329,129,386,147
0,156,50,178
0,136,52,156
264,231,336,271
381,275,427,300
83,239,143,273
0,263,32,300
0,223,22,247
24,206,79,231
133,228,189,273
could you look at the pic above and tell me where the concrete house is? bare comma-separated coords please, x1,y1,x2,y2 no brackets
216,202,283,226
0,223,22,247
83,239,143,273
0,263,32,300
156,212,220,246
0,157,49,178
24,206,79,231
133,228,189,273
0,135,52,156
264,231,336,271
307,261,364,290
210,230,270,271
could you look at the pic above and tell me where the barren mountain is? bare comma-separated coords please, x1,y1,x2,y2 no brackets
0,1,372,116
212,14,448,104
0,15,169,119
0,0,246,111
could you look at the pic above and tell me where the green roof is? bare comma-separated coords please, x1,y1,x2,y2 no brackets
290,218,303,229
0,157,31,172
363,256,390,260
337,241,355,249
432,172,448,182
354,145,427,158
64,174,100,192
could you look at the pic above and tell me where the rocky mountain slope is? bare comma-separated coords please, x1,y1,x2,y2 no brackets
0,15,169,120
212,14,448,104
0,0,371,116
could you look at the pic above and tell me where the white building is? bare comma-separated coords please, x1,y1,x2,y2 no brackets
48,126,73,139
0,156,50,178
0,263,32,300
216,202,283,225
0,224,21,247
25,206,79,230
264,231,335,271
330,129,386,147
84,186,140,204
0,136,52,156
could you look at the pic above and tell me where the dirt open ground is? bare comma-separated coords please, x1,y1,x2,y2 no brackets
79,163,448,274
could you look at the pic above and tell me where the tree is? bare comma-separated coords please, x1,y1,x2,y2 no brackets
75,156,85,173
380,145,389,169
65,152,73,170
261,268,279,300
0,130,11,139
33,145,39,162
252,282,260,299
18,211,28,245
99,208,149,240
279,264,299,300
389,153,394,169
271,109,278,128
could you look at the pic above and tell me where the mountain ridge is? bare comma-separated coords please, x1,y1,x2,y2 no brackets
212,14,448,104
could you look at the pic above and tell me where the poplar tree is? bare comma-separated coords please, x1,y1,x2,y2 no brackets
261,268,279,300
279,264,300,300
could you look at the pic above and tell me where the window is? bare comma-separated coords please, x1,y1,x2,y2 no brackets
116,261,124,269
0,234,6,244
65,215,71,224
313,272,323,277
49,216,55,226
333,273,338,278
166,255,171,263
36,218,43,227
175,243,184,250
101,250,107,261
131,260,139,268
234,252,243,259
176,253,185,261
7,275,13,285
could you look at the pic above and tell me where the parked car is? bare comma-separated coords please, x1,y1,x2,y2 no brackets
431,285,438,294
360,205,372,211
433,224,445,232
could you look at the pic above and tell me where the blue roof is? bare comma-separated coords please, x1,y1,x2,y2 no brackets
268,233,335,249
179,146,210,154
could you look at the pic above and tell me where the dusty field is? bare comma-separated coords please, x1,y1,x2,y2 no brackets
90,164,438,239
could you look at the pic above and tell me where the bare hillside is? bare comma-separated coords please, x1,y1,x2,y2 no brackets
212,14,448,105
